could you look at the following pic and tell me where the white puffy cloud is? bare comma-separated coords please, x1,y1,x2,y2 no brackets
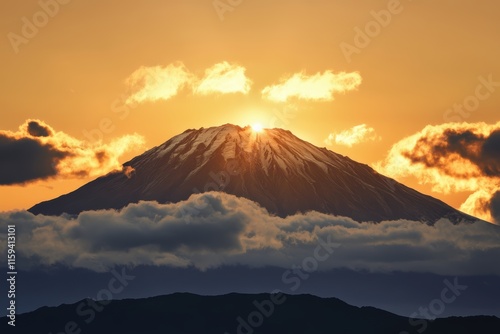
324,124,380,147
124,61,252,105
123,63,362,105
1,192,498,275
194,61,252,95
262,70,362,102
124,62,193,105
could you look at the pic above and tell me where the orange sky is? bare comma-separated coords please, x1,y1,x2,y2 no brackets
1,0,499,216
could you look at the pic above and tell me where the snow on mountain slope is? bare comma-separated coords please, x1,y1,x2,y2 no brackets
29,124,476,223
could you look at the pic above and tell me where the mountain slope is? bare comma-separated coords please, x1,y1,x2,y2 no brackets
2,293,499,334
30,124,475,223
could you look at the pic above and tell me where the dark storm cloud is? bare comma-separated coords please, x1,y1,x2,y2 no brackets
404,128,500,178
489,191,500,224
69,199,246,253
1,192,499,275
377,122,500,223
482,130,500,176
27,120,52,137
0,119,144,185
0,135,67,185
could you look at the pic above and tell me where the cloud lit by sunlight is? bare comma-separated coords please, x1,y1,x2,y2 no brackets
324,124,380,147
194,61,252,95
1,192,499,274
123,63,362,107
375,121,500,223
124,62,193,105
0,119,145,185
261,70,362,102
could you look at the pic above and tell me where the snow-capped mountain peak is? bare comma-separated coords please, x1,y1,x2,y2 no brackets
30,124,476,223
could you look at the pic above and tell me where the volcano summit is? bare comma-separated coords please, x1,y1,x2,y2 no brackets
30,124,475,223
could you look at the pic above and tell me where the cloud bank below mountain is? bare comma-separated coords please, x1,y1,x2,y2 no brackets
1,192,498,275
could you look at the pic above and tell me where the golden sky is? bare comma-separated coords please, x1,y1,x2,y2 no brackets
1,0,499,221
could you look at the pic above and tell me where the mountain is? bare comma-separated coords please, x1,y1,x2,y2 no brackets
30,124,475,223
2,293,499,333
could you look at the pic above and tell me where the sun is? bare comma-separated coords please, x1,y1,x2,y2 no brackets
251,123,264,133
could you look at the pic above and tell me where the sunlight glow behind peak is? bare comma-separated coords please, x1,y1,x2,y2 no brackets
251,123,264,133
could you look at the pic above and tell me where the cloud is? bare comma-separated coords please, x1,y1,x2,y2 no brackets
124,62,193,105
194,62,252,95
0,135,67,185
375,122,500,223
488,191,500,224
124,61,253,104
27,120,52,137
261,70,362,102
123,63,362,105
0,120,145,185
123,166,136,179
324,124,380,147
1,192,499,275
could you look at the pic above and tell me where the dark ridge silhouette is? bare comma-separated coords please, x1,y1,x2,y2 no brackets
2,293,498,333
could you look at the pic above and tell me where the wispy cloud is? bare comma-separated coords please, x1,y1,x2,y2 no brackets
262,70,362,102
124,62,193,105
2,192,498,274
194,61,252,95
375,122,500,223
0,120,145,185
324,124,380,147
